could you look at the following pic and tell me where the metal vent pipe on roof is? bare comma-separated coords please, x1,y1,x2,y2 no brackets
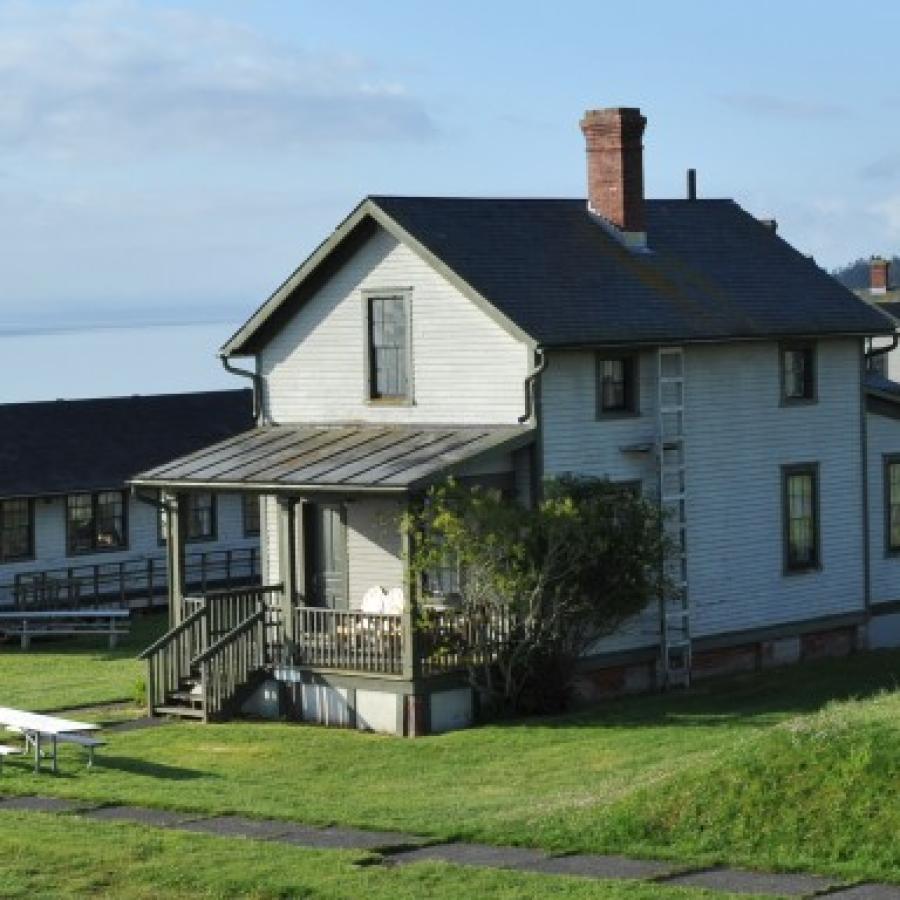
686,168,697,201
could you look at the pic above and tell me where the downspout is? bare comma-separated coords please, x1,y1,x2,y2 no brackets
518,346,547,425
219,353,265,423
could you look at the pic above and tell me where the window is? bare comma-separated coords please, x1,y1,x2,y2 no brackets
885,457,900,554
596,353,638,415
423,541,462,601
367,293,410,401
782,465,820,572
242,494,261,537
0,499,32,561
66,491,126,554
158,493,217,543
781,342,816,403
868,339,889,378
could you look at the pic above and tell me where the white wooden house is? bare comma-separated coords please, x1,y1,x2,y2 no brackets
0,391,260,613
132,107,900,735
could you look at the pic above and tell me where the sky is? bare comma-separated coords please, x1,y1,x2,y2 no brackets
3,0,900,399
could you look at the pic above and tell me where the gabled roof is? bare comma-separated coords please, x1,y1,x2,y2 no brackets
131,423,534,494
222,196,895,355
0,390,254,499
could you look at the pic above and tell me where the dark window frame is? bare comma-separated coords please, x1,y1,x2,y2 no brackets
595,351,640,417
66,490,128,556
242,494,261,537
157,492,218,544
363,289,413,405
780,341,817,405
781,463,821,574
884,455,900,556
0,497,34,562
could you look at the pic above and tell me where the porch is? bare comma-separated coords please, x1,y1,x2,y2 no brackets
131,422,533,733
140,584,516,726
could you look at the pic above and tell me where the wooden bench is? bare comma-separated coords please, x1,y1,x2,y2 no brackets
0,609,130,649
0,744,22,772
55,733,105,768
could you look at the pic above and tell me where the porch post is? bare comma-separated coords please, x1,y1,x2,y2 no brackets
277,496,298,644
163,491,188,628
401,502,426,734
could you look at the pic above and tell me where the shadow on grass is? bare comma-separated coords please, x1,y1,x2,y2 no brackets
96,755,212,781
483,648,900,733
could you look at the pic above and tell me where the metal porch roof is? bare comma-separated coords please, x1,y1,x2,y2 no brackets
130,424,534,494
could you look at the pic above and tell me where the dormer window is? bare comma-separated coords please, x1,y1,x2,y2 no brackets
596,352,639,416
781,342,816,403
366,291,411,403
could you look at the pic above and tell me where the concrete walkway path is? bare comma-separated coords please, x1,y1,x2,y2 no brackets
1,794,898,898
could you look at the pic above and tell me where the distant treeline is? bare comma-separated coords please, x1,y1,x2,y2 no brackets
832,256,900,289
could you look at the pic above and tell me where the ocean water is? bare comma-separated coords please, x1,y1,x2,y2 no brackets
0,322,243,403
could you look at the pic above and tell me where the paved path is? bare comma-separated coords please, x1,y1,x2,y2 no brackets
1,794,899,898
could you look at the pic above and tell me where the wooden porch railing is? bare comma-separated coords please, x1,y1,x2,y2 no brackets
293,607,404,675
194,608,267,720
139,604,208,712
291,603,518,677
4,546,261,611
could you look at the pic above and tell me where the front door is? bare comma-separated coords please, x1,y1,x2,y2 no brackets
305,503,348,610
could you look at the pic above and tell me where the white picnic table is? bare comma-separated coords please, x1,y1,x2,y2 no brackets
0,707,101,774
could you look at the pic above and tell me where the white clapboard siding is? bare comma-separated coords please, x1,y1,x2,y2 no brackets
259,226,530,425
541,349,661,653
346,497,404,609
542,339,867,655
866,410,900,606
687,339,865,636
0,493,259,601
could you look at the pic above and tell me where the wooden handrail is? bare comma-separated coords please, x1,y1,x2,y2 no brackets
137,605,206,659
201,583,283,599
192,609,264,665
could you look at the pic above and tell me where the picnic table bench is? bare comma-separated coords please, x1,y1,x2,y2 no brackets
0,707,103,773
0,608,129,649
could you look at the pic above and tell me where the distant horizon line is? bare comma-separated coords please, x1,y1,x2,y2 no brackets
0,316,242,339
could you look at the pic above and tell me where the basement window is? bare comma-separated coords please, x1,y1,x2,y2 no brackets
782,464,820,573
781,342,817,403
596,353,639,416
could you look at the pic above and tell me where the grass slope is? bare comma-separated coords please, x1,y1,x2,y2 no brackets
2,626,900,883
0,812,743,900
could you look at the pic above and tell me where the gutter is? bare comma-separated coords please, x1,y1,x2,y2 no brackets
219,354,264,423
519,347,547,425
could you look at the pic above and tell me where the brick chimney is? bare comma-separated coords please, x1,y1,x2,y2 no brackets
871,256,890,295
580,107,647,244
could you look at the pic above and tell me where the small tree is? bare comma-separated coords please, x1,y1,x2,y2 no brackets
408,476,667,716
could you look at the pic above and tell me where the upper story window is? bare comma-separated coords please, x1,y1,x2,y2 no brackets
67,491,127,555
867,339,889,378
782,464,819,572
596,353,639,416
885,456,900,554
158,492,217,543
781,342,816,403
366,292,411,402
242,494,261,537
0,498,33,561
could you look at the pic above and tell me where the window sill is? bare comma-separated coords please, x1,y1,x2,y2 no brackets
595,409,641,420
366,397,415,408
782,564,821,577
780,398,818,407
67,545,129,557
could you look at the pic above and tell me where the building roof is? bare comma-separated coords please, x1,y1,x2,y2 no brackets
0,390,254,499
131,423,533,494
223,197,895,355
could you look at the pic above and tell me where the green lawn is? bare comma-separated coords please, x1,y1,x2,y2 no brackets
0,612,166,711
0,812,749,900
2,626,900,887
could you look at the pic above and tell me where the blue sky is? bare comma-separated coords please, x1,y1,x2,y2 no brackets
2,0,900,341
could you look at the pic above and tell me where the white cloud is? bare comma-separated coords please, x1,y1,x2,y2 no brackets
0,0,436,159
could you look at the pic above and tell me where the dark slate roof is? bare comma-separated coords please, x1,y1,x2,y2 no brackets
880,301,900,321
0,390,254,499
369,197,894,346
132,423,533,493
